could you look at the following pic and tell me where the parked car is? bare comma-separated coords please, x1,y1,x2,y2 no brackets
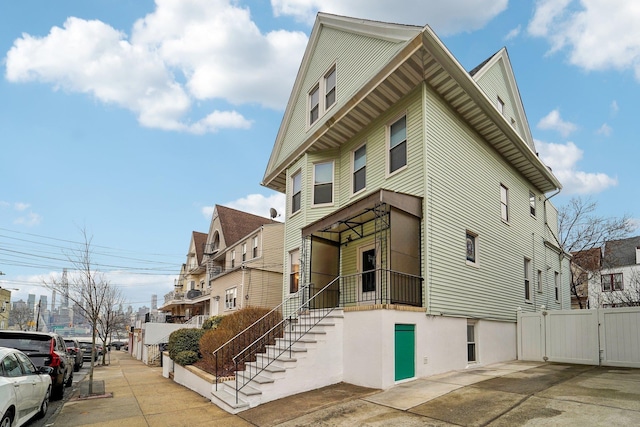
109,341,127,350
78,341,102,362
64,338,84,371
0,331,73,400
0,347,52,427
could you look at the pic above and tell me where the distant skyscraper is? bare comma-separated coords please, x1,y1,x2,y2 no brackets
51,290,56,311
39,295,48,311
27,294,36,313
151,294,157,310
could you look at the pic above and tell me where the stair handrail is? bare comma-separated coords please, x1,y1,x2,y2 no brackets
211,283,312,379
229,276,340,403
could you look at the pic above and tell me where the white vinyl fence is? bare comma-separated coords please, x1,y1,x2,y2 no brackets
517,307,640,368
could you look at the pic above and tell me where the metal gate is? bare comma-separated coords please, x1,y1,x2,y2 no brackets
517,307,640,367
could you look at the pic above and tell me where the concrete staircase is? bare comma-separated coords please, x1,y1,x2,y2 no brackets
211,309,344,414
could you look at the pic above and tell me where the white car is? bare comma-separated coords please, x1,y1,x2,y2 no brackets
0,347,52,427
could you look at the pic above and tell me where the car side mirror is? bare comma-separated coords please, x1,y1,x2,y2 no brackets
38,366,54,375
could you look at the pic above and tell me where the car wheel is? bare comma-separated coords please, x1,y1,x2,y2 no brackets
0,410,12,427
52,383,64,400
65,371,74,387
37,386,51,418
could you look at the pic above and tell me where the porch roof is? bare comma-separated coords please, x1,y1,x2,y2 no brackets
302,189,422,238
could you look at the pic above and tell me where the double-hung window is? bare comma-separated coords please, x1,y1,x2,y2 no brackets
242,243,247,262
389,115,407,174
231,250,235,268
308,64,336,126
291,171,301,214
466,231,478,266
554,271,560,302
467,322,477,363
500,184,509,222
353,144,366,194
325,67,336,110
252,236,258,258
309,85,320,125
289,249,300,293
313,161,333,205
601,273,623,292
225,287,237,310
529,191,536,217
524,258,531,301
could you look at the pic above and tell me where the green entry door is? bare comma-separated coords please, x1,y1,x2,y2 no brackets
394,324,415,381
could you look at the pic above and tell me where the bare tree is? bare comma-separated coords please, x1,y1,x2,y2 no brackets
8,303,32,331
558,197,635,308
45,229,112,395
97,286,126,365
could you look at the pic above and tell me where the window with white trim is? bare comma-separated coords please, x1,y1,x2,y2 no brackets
529,191,536,217
289,249,300,293
308,64,337,126
500,184,509,222
242,243,247,262
388,115,407,174
353,144,366,194
554,271,560,302
291,171,301,214
524,258,531,301
313,161,333,205
252,236,258,258
467,322,477,363
497,96,505,114
309,85,319,125
231,250,235,268
225,287,237,310
537,269,543,293
325,66,336,110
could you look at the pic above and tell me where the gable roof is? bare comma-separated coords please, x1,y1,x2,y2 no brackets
603,236,640,268
215,205,277,247
191,231,208,264
262,14,561,195
469,48,536,150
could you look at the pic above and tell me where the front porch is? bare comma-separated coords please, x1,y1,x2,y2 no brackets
301,189,424,310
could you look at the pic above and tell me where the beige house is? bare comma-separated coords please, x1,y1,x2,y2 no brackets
160,231,208,322
204,205,284,316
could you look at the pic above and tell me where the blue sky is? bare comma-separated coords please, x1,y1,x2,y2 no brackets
1,0,638,309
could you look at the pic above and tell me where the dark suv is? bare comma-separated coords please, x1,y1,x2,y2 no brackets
64,338,84,371
0,331,73,400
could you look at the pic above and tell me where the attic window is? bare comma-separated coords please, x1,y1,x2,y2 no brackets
497,97,505,114
308,63,337,127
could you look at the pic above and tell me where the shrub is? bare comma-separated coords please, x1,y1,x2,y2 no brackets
198,307,282,377
202,315,223,330
174,350,199,366
168,328,206,361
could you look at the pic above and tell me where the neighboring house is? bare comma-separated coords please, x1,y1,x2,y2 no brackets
160,231,209,323
570,247,602,309
204,205,284,315
255,13,569,395
589,236,640,308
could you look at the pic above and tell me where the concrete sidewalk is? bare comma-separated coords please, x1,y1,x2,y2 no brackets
53,351,640,426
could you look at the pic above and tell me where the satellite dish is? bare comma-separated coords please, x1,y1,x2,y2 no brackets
269,208,278,219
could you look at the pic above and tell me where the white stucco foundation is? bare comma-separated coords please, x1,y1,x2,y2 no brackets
342,309,516,390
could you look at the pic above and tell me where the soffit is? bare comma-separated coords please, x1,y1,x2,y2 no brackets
264,29,561,195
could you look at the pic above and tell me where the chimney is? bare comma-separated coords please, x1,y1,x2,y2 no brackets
636,247,640,264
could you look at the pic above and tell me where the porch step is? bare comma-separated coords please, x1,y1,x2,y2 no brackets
255,353,297,369
211,389,250,414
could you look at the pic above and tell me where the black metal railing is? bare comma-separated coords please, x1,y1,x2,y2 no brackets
339,269,423,307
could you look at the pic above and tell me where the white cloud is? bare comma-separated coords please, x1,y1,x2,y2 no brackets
271,0,508,35
505,25,522,41
528,0,640,79
596,123,612,136
536,139,617,194
202,192,286,220
13,202,30,212
4,0,307,133
13,212,43,227
610,100,619,115
537,109,577,137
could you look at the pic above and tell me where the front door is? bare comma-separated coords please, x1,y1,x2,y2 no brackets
358,244,377,303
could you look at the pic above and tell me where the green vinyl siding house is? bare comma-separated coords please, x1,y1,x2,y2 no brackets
211,13,570,413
